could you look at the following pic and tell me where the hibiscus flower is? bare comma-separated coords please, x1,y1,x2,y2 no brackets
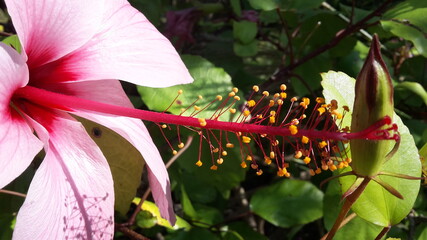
1,0,192,238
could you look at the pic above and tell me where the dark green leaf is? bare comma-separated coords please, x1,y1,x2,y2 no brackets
250,179,324,228
233,21,257,44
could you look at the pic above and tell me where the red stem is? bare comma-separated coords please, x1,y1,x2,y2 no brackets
15,86,388,141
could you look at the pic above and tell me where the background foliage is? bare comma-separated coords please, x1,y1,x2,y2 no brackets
1,0,426,239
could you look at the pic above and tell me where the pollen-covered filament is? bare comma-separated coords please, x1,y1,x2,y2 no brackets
14,85,399,177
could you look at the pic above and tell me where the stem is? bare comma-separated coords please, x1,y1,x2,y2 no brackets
323,177,371,240
14,86,377,141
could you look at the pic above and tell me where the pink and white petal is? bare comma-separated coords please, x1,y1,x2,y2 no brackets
0,43,42,188
30,0,192,88
55,80,176,223
5,0,104,69
14,109,114,239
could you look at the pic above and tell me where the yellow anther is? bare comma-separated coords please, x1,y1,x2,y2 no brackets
277,167,288,177
256,169,263,176
272,140,279,146
161,124,167,129
346,158,352,163
248,100,256,107
269,116,275,124
289,125,298,135
315,168,322,174
317,107,325,115
226,143,234,148
343,161,349,167
329,164,337,171
195,160,203,167
301,136,309,144
316,97,325,103
253,85,259,92
264,157,272,165
318,141,327,148
257,114,263,119
172,150,178,155
291,97,297,102
309,169,316,176
178,142,185,149
243,110,250,117
337,162,344,169
274,93,280,98
294,151,302,159
215,95,223,101
222,151,228,156
198,118,207,127
246,155,253,161
280,84,287,91
178,89,183,94
241,162,247,168
234,96,241,101
291,119,300,125
284,172,291,177
242,136,251,144
229,108,236,114
303,97,310,105
327,159,334,166
194,106,201,111
270,151,275,159
343,105,350,111
217,158,224,164
280,92,287,99
270,111,276,116
210,165,218,170
211,148,219,153
229,92,236,97
322,164,329,171
251,163,258,169
330,99,338,110
269,100,275,107
336,113,343,119
262,91,269,96
198,95,203,99
277,99,284,105
303,157,311,164
232,87,239,93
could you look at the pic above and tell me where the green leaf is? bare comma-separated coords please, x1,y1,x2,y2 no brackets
138,55,241,121
133,198,191,230
225,222,268,240
381,0,427,57
395,82,427,106
165,228,220,240
248,0,277,11
230,0,242,17
250,179,324,228
2,35,22,53
233,21,257,44
321,71,422,226
78,117,144,215
233,40,258,57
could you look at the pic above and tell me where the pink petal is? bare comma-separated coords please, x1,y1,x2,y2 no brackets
0,43,42,188
14,108,114,239
30,0,193,88
56,80,176,224
5,0,104,69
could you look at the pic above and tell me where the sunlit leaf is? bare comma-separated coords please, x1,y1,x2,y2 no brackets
321,71,422,226
250,179,324,228
138,55,242,121
1,35,21,53
132,198,191,230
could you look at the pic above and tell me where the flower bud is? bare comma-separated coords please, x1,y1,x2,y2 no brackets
350,35,395,176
